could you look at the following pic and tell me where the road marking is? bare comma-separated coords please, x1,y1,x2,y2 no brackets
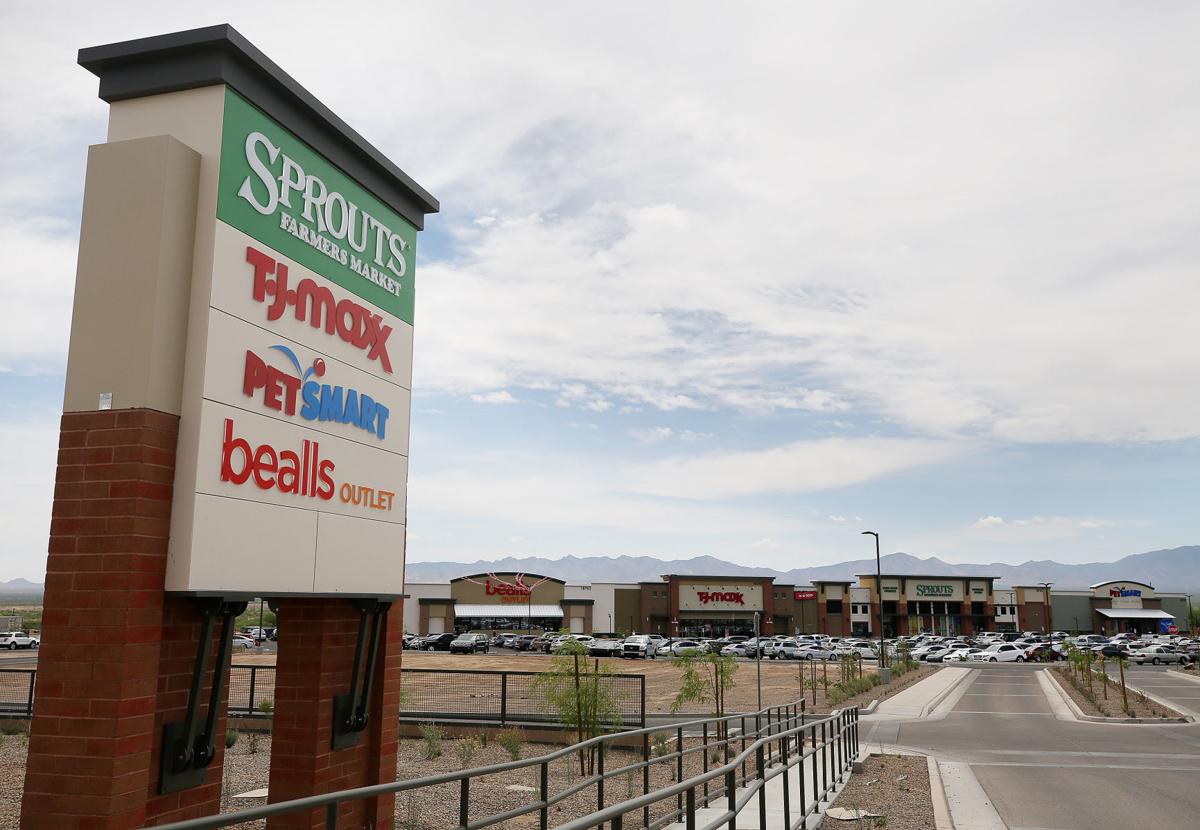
972,761,1200,771
961,692,1042,696
969,749,1200,759
951,711,1055,715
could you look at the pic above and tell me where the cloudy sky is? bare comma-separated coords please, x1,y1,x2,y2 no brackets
2,2,1198,580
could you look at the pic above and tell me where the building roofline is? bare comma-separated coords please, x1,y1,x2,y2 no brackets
1088,580,1154,590
857,573,998,580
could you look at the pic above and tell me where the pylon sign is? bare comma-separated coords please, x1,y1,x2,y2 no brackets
68,27,438,597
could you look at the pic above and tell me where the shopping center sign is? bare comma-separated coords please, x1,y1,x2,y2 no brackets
155,85,428,595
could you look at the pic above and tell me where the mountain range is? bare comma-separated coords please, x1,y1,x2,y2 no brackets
5,546,1198,595
405,546,1200,594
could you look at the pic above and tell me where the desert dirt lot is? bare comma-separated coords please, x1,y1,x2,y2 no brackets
234,649,934,715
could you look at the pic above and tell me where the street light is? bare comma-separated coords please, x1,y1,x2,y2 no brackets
861,531,887,670
753,611,762,710
1038,582,1053,634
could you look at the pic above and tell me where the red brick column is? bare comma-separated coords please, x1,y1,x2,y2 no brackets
266,599,404,830
21,409,231,829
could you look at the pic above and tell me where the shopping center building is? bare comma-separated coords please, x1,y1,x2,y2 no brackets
402,570,1192,638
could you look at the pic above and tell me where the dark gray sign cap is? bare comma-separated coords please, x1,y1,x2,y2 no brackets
79,24,438,229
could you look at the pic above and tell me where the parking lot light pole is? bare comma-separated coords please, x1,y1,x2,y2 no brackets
1038,582,1053,634
861,531,888,675
754,611,762,710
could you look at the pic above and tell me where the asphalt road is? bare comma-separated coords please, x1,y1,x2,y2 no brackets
889,664,1200,830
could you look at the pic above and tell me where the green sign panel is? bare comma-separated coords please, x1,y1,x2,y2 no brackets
915,584,953,597
217,89,418,324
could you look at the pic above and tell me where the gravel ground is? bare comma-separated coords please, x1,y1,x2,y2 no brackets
230,652,935,718
1051,667,1181,719
0,730,28,830
3,729,750,830
826,754,933,830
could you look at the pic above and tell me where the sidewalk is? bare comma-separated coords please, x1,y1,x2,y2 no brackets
870,667,972,719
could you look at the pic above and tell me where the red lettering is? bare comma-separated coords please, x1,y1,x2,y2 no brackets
220,419,253,484
316,459,335,500
247,247,275,303
243,350,266,398
252,444,278,488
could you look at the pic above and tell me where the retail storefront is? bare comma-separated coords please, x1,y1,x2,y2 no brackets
409,573,594,635
402,571,1190,637
858,574,997,637
1087,581,1175,635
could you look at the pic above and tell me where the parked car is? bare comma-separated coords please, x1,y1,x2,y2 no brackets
0,632,37,650
622,635,662,659
1130,646,1190,665
1091,643,1132,658
552,635,595,653
969,643,1026,662
449,634,490,654
421,633,457,652
836,643,880,660
668,639,704,657
796,643,838,661
942,647,984,662
588,639,623,657
231,634,256,650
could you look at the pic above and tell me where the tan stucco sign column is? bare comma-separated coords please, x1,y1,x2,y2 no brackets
22,25,437,830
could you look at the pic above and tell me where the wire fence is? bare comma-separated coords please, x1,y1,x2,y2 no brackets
0,669,34,716
0,666,646,727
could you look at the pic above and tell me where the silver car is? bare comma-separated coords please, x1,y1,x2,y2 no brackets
1130,646,1190,665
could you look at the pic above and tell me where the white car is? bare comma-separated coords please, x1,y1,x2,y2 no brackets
668,639,704,657
795,644,837,661
942,647,983,662
0,632,37,650
231,634,256,650
1130,646,1190,665
835,644,878,660
969,643,1026,663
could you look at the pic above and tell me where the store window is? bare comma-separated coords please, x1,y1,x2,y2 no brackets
826,599,843,613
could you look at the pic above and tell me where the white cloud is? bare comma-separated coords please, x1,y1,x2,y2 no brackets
470,390,520,405
829,515,847,523
0,417,60,579
966,514,1135,543
628,437,967,501
628,426,674,444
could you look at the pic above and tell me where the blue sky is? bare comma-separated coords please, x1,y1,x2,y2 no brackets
2,2,1199,580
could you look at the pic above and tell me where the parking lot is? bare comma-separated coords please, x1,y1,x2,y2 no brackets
886,663,1200,829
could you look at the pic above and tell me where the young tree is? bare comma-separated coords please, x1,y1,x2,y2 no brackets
532,637,627,774
671,651,738,742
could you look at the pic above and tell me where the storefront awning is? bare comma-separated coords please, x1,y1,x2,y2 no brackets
1096,608,1174,620
453,604,563,617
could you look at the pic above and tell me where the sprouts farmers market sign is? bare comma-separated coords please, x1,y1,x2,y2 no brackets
165,87,421,595
218,90,418,324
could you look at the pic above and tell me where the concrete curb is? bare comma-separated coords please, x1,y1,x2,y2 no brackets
859,699,879,715
1040,668,1192,724
927,755,955,830
920,668,976,719
936,760,1006,829
1167,668,1200,685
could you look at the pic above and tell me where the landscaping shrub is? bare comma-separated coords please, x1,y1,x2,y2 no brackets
225,729,239,749
496,727,523,761
419,722,444,759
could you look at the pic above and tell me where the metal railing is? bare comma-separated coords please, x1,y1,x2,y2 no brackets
399,666,646,727
145,697,859,830
3,666,648,727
